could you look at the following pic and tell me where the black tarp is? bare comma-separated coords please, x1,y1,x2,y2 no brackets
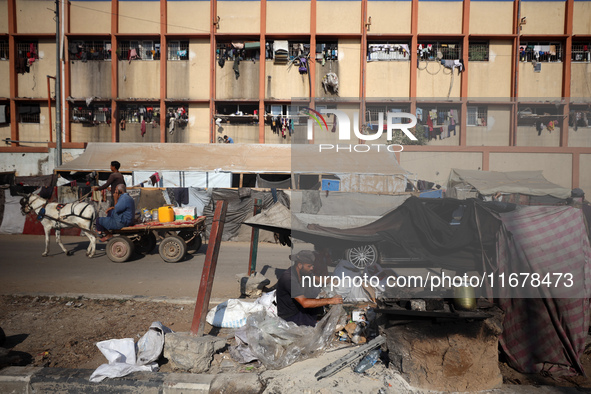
304,197,508,273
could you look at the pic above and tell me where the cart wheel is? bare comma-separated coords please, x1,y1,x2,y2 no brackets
106,236,135,263
179,230,203,253
134,232,157,254
159,234,187,263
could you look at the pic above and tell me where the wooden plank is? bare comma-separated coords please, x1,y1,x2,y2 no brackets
191,200,227,336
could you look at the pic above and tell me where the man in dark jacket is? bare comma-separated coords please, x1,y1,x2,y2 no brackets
93,160,126,206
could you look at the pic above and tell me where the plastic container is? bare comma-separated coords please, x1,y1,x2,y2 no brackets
142,208,152,223
354,349,381,373
151,209,159,222
158,206,175,223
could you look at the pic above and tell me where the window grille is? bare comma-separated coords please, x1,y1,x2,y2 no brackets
119,105,160,123
572,42,591,62
19,104,40,124
570,107,591,129
69,40,111,61
367,42,411,61
168,40,189,61
71,105,111,124
0,41,8,60
467,106,488,126
217,42,259,62
468,42,489,61
519,42,562,62
119,40,160,61
315,42,338,61
16,42,39,59
418,42,461,61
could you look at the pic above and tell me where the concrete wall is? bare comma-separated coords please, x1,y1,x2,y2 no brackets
0,0,8,33
366,61,410,99
167,1,210,34
167,39,210,100
18,103,54,146
216,123,259,144
418,2,463,35
469,2,513,35
580,154,591,193
490,152,572,188
367,2,411,34
216,60,260,100
520,2,565,35
119,122,160,143
165,104,210,143
118,1,160,34
315,60,340,99
118,61,160,99
264,124,295,144
400,151,483,186
466,106,511,146
518,62,563,98
70,61,112,98
18,41,56,99
70,123,112,143
515,125,560,147
417,62,461,98
0,61,9,97
570,63,591,99
309,103,361,145
69,1,111,34
568,125,591,148
217,1,260,34
0,123,10,142
317,1,361,34
16,0,55,34
336,39,360,98
267,2,310,34
467,41,513,98
573,2,591,35
265,60,309,100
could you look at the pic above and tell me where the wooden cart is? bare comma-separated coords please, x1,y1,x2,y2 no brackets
105,216,206,263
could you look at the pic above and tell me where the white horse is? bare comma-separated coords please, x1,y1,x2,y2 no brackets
20,193,98,257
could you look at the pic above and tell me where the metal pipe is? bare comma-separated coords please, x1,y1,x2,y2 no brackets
47,75,55,143
55,0,62,167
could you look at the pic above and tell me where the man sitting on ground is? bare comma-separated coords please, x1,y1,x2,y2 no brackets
96,184,135,242
276,250,343,327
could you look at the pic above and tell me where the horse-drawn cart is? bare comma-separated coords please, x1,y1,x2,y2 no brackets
105,216,206,263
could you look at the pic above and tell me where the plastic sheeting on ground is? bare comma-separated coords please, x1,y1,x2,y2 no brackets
230,304,344,369
89,321,172,382
495,206,591,376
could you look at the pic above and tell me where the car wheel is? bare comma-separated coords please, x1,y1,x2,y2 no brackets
346,244,378,269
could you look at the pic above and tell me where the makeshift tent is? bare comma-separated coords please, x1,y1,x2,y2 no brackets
55,143,414,193
447,169,570,201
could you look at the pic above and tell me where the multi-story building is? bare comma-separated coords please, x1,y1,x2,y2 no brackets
0,0,590,190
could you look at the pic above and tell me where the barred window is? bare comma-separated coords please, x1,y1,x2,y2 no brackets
68,40,111,61
265,40,309,64
119,105,160,124
19,104,40,124
519,42,562,62
71,105,111,124
315,41,338,62
468,42,489,61
418,42,461,61
217,42,260,63
367,41,411,61
572,42,591,62
0,41,8,60
365,105,411,132
467,106,488,126
16,41,38,60
118,40,161,61
168,40,189,61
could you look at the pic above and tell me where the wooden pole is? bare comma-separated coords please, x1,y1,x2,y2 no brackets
190,200,227,336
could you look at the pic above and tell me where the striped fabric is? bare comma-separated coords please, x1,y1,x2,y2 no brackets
497,206,591,375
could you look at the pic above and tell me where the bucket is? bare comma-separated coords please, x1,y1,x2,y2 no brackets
158,206,175,223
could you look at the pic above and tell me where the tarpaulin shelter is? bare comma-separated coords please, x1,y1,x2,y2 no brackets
55,143,414,193
447,168,571,202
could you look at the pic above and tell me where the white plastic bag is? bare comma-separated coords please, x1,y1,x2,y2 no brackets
254,290,277,317
206,299,265,328
136,321,173,365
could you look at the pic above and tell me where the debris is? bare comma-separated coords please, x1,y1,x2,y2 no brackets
315,335,385,380
163,333,226,373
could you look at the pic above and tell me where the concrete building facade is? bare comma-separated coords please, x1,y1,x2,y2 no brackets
0,0,590,189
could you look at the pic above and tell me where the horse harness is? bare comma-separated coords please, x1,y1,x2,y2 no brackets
22,196,94,228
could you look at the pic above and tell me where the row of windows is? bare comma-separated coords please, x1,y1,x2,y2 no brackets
3,40,591,63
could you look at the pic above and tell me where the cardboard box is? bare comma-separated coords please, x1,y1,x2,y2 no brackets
173,207,195,220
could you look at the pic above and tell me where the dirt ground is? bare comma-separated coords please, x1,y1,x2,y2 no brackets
1,294,591,391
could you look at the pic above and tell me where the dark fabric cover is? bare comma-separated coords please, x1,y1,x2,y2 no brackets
306,197,504,273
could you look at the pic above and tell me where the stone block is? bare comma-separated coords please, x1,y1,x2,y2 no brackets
209,373,262,394
163,333,226,373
